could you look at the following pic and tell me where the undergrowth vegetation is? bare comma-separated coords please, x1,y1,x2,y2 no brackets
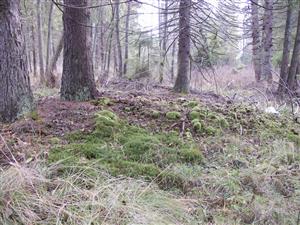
0,163,196,225
49,110,203,191
0,96,299,224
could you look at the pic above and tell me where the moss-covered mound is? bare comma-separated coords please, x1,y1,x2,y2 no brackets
49,110,203,190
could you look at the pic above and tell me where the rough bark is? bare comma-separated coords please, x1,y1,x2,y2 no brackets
61,0,97,101
36,0,45,82
31,23,37,77
23,24,31,73
46,35,63,88
94,7,103,76
287,2,300,92
159,0,168,83
0,0,33,122
262,0,273,82
123,1,131,75
115,0,123,77
174,0,191,93
46,1,54,72
250,0,262,82
278,0,293,94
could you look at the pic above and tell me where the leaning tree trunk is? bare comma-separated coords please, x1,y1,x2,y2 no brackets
123,1,131,75
46,35,63,88
250,0,262,82
174,0,191,93
262,0,273,82
0,0,33,122
36,0,45,83
287,2,300,92
61,0,97,101
278,0,293,94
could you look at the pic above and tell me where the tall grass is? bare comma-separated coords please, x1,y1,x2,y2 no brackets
0,161,196,225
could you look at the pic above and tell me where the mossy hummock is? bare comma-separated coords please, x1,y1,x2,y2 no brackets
49,110,203,190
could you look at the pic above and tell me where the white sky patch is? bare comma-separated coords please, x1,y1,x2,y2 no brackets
138,0,159,30
137,0,219,30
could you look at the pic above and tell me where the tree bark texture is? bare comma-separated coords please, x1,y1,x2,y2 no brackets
61,0,97,101
250,0,262,82
36,0,45,82
115,0,123,77
174,0,191,93
287,2,300,92
278,0,293,94
46,1,54,72
262,0,273,82
123,1,131,75
0,0,33,122
159,0,168,83
46,35,63,88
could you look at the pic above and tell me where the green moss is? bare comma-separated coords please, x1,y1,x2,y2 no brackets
123,135,161,162
207,112,218,120
158,131,182,147
218,117,229,128
179,147,203,163
48,147,79,165
189,111,201,120
191,119,202,132
192,106,202,112
166,111,181,120
183,101,199,108
204,126,218,135
49,137,61,145
157,171,186,190
94,110,120,138
102,160,161,179
287,133,300,146
67,131,85,142
96,110,118,121
90,97,112,106
150,110,160,118
49,109,203,191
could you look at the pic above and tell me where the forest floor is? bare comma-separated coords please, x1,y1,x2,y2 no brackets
0,80,300,225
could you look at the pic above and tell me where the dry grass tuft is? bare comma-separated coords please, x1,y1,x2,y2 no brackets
0,161,196,225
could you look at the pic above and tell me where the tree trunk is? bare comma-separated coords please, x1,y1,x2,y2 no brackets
94,7,103,77
24,24,31,73
46,35,63,88
174,0,191,93
31,23,37,77
287,2,300,92
106,29,114,74
278,0,293,94
171,40,176,80
115,0,123,77
250,0,262,82
0,0,33,122
61,0,97,101
159,0,168,83
115,46,119,76
36,0,45,83
262,0,273,82
123,1,131,75
46,1,54,73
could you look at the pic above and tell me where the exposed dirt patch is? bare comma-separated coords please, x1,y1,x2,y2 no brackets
0,97,98,166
